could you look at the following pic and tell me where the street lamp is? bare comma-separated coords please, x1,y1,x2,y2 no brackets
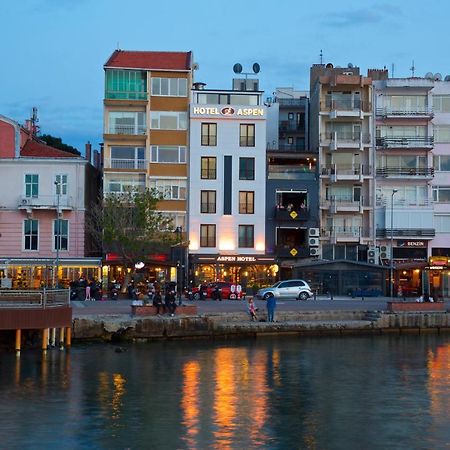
390,189,398,298
54,180,61,289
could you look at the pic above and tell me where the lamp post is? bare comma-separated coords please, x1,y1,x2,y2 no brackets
390,189,398,298
54,180,61,289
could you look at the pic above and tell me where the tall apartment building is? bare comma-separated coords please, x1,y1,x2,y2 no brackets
102,50,193,283
310,64,374,260
188,80,273,289
266,88,319,279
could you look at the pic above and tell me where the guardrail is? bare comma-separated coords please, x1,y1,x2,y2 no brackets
0,289,70,309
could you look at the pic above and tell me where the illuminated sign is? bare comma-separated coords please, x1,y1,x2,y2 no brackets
192,106,264,117
217,256,257,262
397,240,426,248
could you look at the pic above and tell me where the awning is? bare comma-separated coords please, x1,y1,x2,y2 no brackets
0,258,102,267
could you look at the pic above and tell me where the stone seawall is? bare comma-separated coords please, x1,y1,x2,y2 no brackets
72,311,450,342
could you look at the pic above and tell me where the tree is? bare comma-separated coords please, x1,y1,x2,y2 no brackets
88,188,177,273
39,134,81,156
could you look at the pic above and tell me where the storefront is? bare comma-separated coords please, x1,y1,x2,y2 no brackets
190,254,277,293
425,256,450,300
0,258,102,289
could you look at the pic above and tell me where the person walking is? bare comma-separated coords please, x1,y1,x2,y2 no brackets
85,281,91,301
266,295,277,322
248,298,257,321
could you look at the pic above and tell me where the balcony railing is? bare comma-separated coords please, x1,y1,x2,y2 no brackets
104,158,148,170
376,228,435,238
267,143,313,153
375,198,433,208
322,96,371,112
321,226,371,239
321,164,372,176
376,167,434,178
106,125,147,135
376,136,433,148
105,90,147,101
274,207,310,220
18,195,73,209
276,98,306,107
321,196,372,208
376,107,433,117
321,132,371,144
268,166,316,180
279,121,305,132
0,289,70,309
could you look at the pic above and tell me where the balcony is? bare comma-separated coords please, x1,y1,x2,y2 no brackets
321,96,371,117
105,125,147,136
321,226,372,242
274,206,310,221
105,90,147,101
268,165,316,180
376,167,434,179
321,164,372,182
376,107,433,119
276,98,306,107
321,196,371,213
275,246,310,258
376,136,433,149
376,228,435,238
18,195,73,210
267,143,313,153
104,158,148,170
321,132,371,150
279,120,305,132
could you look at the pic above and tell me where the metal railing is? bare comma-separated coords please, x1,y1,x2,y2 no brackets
321,226,371,238
376,107,433,117
106,125,147,135
376,136,434,148
376,167,434,177
104,158,148,169
375,198,433,208
0,289,70,309
376,228,435,238
321,132,371,143
276,98,306,106
321,164,372,176
279,121,305,132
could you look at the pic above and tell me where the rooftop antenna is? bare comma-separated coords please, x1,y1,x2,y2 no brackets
410,60,415,77
391,63,395,78
30,107,39,136
320,49,323,64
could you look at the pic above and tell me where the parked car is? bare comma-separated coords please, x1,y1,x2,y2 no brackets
192,282,242,300
256,279,313,301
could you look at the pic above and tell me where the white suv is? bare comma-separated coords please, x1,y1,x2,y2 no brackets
256,280,313,301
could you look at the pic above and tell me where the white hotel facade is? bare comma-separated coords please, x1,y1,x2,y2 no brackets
188,85,276,287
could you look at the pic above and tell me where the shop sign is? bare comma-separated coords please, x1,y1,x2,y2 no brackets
217,255,257,262
397,240,426,248
424,265,448,271
192,106,264,117
429,256,450,266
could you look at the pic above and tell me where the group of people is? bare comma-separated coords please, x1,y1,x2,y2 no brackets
70,278,101,301
146,281,178,316
247,296,277,322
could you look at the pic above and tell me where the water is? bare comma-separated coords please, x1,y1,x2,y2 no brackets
1,335,450,450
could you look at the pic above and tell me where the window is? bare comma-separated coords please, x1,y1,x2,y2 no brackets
200,191,216,213
433,186,450,203
434,155,450,172
158,212,186,232
149,179,187,200
238,225,254,248
24,219,38,250
105,70,147,100
151,146,186,163
434,126,450,143
240,124,255,146
54,219,68,251
105,174,146,194
107,112,146,134
151,111,187,130
239,191,254,214
201,157,216,179
196,93,259,105
239,157,255,180
201,123,217,146
200,224,216,247
288,112,294,120
110,146,146,169
435,215,450,233
25,174,39,198
151,77,187,97
55,175,68,195
433,95,450,113
287,137,294,144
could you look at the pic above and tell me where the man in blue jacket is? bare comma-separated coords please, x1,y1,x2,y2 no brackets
266,295,277,322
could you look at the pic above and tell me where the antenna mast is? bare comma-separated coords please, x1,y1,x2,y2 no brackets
410,60,415,77
320,49,323,64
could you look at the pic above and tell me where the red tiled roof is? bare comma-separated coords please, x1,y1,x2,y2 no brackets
104,50,192,71
21,139,80,158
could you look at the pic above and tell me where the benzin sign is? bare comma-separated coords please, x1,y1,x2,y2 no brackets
192,106,264,117
217,256,257,262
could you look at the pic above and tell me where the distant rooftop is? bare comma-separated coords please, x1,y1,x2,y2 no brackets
21,139,80,158
104,50,192,71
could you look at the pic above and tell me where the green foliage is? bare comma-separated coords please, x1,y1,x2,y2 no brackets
39,134,81,156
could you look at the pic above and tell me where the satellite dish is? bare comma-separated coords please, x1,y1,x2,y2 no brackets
445,75,450,82
348,63,354,68
435,73,442,81
326,63,334,69
192,62,199,70
425,72,434,79
233,63,243,74
253,62,260,74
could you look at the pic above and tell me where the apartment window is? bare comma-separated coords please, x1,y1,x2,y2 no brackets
435,215,450,233
239,157,255,180
151,111,187,130
434,155,450,172
287,137,294,144
240,124,255,146
433,186,450,203
105,173,146,194
54,219,69,251
158,212,186,232
200,224,216,247
105,69,147,100
25,174,39,198
288,112,294,120
201,157,216,179
151,146,186,163
238,225,254,248
149,179,186,200
433,95,450,113
201,123,217,146
151,77,187,97
55,174,68,195
434,126,450,143
200,191,216,213
108,112,146,135
110,146,146,169
239,191,254,214
24,219,38,250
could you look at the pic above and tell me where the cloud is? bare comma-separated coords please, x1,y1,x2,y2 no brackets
321,5,402,28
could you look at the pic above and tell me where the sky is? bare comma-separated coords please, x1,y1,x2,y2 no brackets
2,0,450,154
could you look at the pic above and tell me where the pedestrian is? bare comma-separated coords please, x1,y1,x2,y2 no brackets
266,295,276,322
153,290,163,315
165,289,177,316
85,281,91,301
248,298,257,321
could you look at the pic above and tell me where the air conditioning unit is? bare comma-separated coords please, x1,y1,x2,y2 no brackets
310,247,321,257
367,246,379,265
21,198,31,205
309,237,319,247
379,245,390,260
309,228,320,237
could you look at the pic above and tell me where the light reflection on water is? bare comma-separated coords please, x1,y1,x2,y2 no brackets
0,335,450,449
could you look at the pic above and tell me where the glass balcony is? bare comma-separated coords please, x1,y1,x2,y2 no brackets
105,90,147,100
376,167,434,178
106,125,147,135
376,136,433,149
104,158,148,170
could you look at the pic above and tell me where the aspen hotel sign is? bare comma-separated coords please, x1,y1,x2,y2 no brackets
192,106,264,117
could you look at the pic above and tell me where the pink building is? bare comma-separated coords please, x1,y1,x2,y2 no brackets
0,114,101,288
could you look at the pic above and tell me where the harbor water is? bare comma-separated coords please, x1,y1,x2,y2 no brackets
1,334,449,449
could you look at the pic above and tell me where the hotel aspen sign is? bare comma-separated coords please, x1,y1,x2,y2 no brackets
192,106,265,117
